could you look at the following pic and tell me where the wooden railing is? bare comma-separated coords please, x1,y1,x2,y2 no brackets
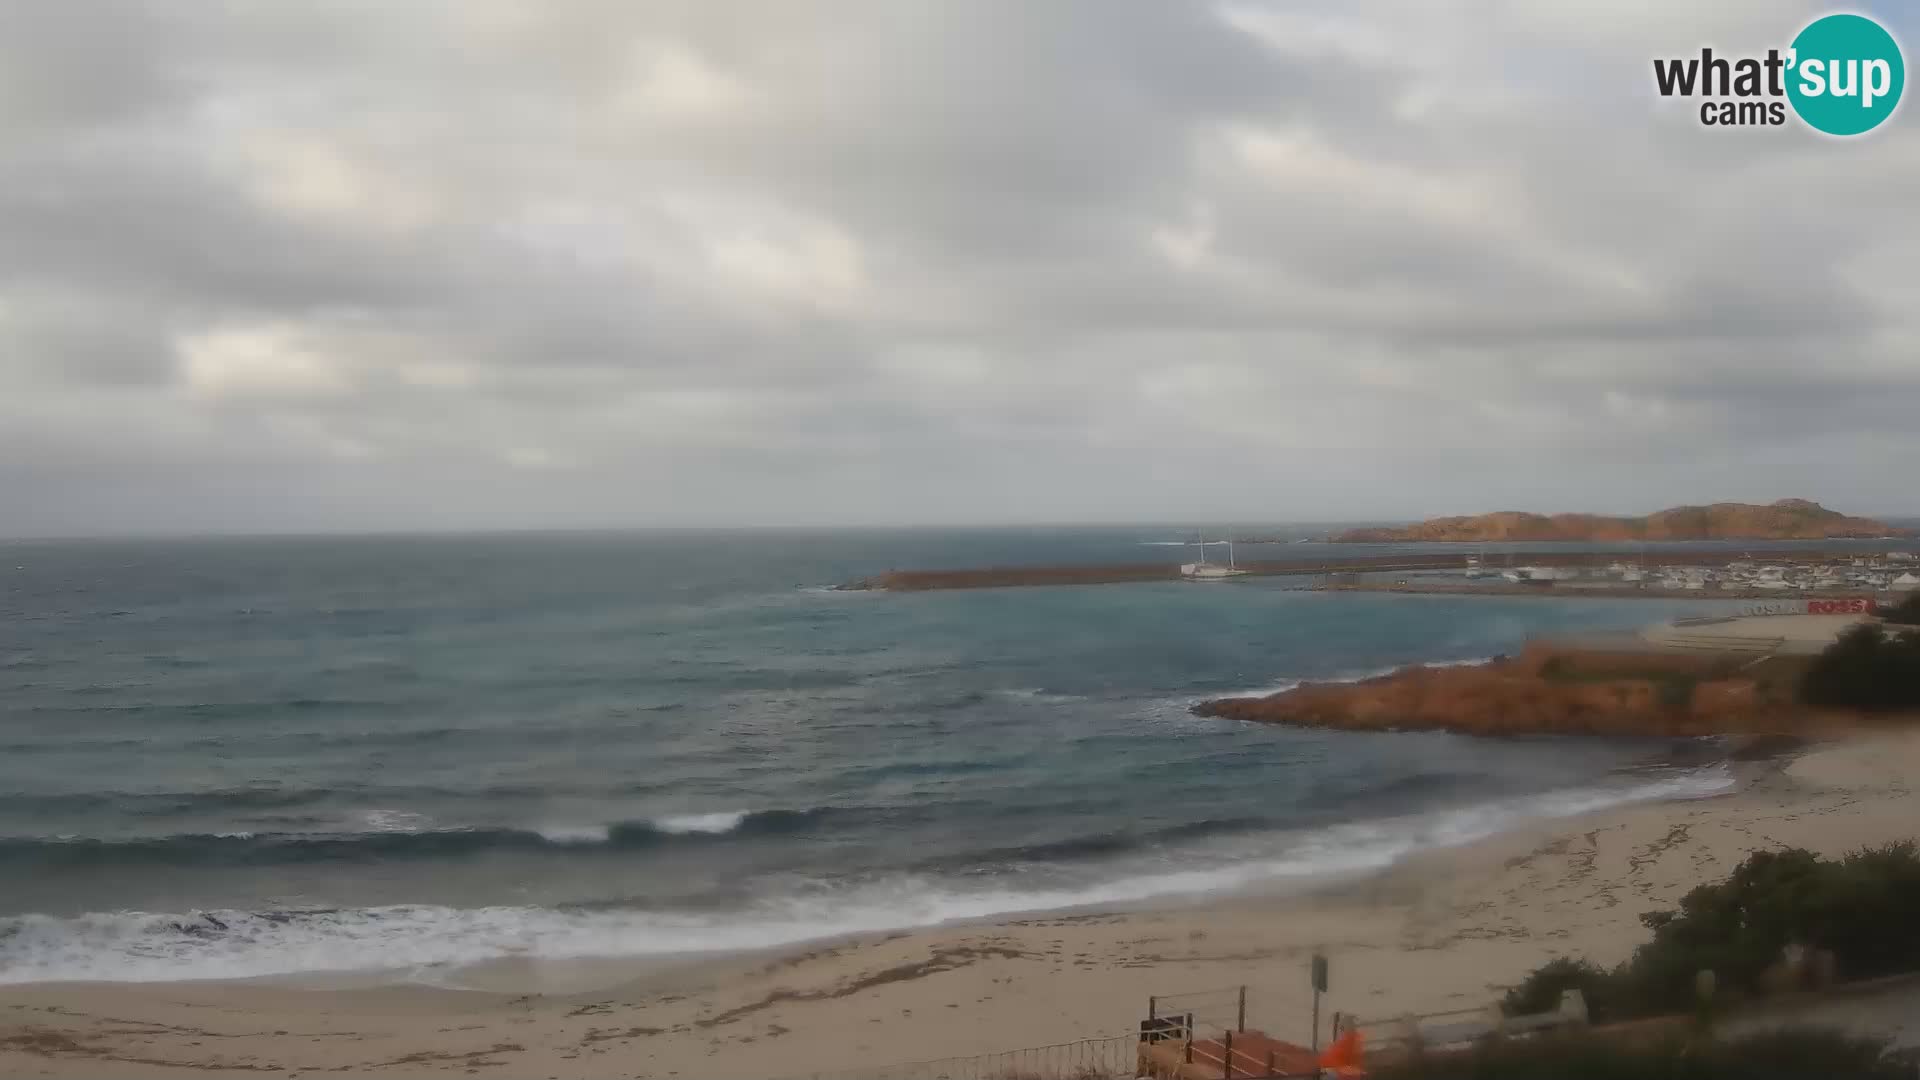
1141,983,1323,1078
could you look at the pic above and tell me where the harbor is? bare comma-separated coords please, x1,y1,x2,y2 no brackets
842,547,1920,597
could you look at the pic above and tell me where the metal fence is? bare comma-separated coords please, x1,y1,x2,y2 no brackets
1137,982,1327,1079
766,1032,1139,1080
1147,981,1320,1048
1147,984,1249,1034
764,981,1324,1080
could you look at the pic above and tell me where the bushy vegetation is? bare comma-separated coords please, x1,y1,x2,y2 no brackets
1883,593,1920,627
1372,1026,1916,1080
1502,844,1920,1024
1654,674,1697,708
1798,624,1920,710
1499,957,1631,1023
1534,656,1702,708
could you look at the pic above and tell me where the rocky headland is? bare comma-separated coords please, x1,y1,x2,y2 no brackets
1191,643,1854,738
1331,498,1907,544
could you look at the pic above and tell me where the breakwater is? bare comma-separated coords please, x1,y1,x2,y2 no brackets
839,550,1886,592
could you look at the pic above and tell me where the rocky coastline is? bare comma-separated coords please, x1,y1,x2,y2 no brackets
1191,643,1854,738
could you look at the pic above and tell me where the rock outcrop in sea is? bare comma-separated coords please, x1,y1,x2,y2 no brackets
1192,644,1837,738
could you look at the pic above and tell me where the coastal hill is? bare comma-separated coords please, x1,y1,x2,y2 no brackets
1332,499,1907,543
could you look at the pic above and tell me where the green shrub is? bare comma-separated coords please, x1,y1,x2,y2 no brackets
1500,957,1630,1024
1504,843,1920,1023
1805,842,1920,979
1655,674,1697,708
1371,1026,1913,1080
1882,594,1920,626
1799,624,1920,710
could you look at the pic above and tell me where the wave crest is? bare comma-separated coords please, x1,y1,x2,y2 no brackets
0,808,823,869
1222,655,1499,699
0,766,1734,985
652,810,750,835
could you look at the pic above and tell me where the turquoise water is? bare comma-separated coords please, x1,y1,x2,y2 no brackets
0,529,1776,983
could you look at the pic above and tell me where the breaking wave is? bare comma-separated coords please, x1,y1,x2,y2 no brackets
0,766,1732,985
0,809,815,870
1220,655,1499,699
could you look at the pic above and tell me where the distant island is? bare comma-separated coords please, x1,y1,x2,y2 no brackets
1331,499,1908,543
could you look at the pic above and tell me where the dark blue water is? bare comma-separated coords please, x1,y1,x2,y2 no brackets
0,528,1801,983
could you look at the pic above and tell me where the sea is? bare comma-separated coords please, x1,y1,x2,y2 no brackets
2,525,1883,987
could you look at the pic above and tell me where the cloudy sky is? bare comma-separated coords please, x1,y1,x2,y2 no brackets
3,1,1917,536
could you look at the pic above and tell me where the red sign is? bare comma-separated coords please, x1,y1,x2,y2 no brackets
1807,598,1877,615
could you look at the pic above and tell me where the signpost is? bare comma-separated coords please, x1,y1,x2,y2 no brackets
1311,953,1329,1052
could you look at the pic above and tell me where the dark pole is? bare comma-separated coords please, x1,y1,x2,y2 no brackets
1237,985,1247,1032
1311,952,1330,1053
1149,995,1157,1022
1223,1029,1235,1079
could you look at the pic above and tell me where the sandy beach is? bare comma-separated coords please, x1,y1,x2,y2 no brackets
4,729,1917,1079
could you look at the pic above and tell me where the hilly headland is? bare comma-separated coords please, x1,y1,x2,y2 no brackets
1331,499,1907,544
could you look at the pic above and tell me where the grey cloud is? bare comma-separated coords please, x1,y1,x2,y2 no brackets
1,0,1917,535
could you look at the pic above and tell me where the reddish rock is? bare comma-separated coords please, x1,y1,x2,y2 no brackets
1332,499,1907,544
1193,645,1818,738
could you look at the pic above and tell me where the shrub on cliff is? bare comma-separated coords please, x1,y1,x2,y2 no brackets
1504,844,1920,1022
1370,1027,1915,1080
1884,593,1920,626
1798,624,1920,710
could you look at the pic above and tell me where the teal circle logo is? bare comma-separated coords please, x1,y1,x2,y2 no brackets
1786,13,1905,136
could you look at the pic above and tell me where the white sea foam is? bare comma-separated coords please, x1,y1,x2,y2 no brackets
1138,541,1194,547
1423,655,1499,669
995,687,1089,705
0,768,1732,986
652,810,750,835
533,824,611,844
359,809,434,833
1221,655,1498,699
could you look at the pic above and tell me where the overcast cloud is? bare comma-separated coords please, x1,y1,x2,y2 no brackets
2,0,1917,535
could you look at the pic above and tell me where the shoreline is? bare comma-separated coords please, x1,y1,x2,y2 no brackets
839,547,1904,592
1191,639,1896,739
6,731,1917,1077
0,753,1732,990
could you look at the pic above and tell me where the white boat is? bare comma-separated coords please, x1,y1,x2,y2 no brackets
1181,536,1249,581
